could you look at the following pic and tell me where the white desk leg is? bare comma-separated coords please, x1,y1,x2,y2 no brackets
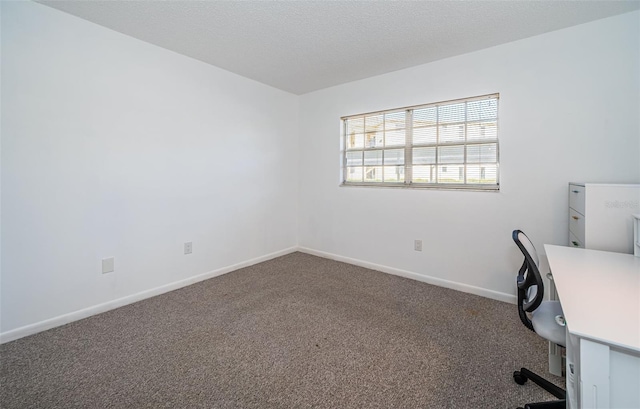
546,272,563,376
580,339,610,408
549,341,563,376
565,331,579,409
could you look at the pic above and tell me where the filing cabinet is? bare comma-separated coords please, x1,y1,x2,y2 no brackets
568,183,640,254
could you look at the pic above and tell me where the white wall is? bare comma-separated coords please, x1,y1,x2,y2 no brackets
298,11,640,299
2,2,638,340
1,1,298,336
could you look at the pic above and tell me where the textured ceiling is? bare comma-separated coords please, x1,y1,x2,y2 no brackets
37,0,640,95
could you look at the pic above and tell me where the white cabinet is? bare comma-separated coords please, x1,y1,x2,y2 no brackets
568,183,640,254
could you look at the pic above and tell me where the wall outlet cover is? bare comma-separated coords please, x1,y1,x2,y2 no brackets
102,257,115,274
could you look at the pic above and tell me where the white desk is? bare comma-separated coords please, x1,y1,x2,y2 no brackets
545,245,640,409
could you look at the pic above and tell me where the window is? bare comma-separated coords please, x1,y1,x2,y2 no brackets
341,94,499,190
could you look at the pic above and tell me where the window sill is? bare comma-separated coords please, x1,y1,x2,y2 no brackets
340,182,500,192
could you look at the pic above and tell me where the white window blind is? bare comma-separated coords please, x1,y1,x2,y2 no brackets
342,94,499,190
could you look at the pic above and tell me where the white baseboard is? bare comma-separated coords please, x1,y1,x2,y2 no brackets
297,247,516,305
2,245,514,344
0,247,298,344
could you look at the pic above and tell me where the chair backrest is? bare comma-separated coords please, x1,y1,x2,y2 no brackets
512,230,545,331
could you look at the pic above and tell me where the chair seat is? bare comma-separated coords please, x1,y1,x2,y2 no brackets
531,300,565,346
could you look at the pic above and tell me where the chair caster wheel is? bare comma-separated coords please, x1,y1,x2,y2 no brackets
513,370,527,385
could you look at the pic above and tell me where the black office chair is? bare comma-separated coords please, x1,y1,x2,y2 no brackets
512,230,566,409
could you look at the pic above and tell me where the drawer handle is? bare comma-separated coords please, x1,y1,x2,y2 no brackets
571,190,580,194
572,216,580,220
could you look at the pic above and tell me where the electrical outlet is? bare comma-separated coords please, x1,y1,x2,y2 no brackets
414,240,422,252
184,242,193,255
102,257,115,274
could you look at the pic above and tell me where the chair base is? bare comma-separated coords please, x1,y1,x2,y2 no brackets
514,367,566,409
517,401,566,409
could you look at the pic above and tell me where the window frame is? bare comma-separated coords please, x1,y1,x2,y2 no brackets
340,93,500,191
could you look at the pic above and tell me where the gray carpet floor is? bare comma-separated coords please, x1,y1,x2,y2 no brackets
0,252,564,408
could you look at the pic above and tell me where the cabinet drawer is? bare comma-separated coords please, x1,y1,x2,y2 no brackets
569,208,585,241
569,231,584,248
569,184,585,215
